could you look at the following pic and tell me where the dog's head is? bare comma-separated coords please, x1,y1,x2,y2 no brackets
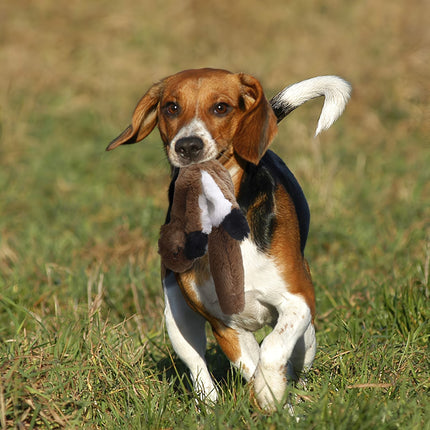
106,68,278,166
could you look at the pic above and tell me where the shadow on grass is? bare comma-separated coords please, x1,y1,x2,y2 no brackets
155,342,241,399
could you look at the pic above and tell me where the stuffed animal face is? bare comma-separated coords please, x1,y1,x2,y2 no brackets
158,221,193,273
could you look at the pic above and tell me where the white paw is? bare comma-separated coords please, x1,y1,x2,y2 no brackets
193,377,218,405
252,364,287,411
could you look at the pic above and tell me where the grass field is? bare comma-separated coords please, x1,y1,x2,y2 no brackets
1,0,429,428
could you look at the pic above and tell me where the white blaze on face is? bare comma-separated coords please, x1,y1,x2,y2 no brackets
169,119,219,167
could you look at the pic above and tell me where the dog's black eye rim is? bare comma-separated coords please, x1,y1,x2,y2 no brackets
163,102,181,117
212,102,232,116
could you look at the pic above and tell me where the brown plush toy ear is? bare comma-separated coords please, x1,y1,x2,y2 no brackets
208,227,245,315
233,74,278,165
106,81,164,151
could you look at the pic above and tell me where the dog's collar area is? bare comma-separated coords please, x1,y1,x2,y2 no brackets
216,150,226,160
216,148,233,164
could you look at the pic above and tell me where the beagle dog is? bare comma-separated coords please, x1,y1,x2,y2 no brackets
106,68,351,410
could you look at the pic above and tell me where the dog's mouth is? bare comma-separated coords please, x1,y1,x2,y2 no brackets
171,146,229,167
173,153,217,167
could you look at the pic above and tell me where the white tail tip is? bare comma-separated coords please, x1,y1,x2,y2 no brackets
270,75,352,136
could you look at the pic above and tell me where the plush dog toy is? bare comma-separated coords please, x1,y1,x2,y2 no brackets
158,159,249,315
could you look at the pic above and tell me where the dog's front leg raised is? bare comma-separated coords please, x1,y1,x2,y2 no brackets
163,271,218,403
252,293,314,410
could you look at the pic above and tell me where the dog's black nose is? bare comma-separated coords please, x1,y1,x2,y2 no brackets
175,137,204,160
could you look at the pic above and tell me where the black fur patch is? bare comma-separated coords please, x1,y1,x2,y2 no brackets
269,94,296,123
237,150,310,254
237,161,276,252
262,150,310,254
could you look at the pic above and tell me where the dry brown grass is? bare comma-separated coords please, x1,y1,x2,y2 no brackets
1,0,428,138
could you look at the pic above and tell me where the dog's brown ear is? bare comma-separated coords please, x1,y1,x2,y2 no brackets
106,81,163,151
233,74,278,164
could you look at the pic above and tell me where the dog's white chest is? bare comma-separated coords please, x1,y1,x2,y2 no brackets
190,239,288,330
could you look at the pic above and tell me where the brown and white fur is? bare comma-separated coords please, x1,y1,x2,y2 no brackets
106,68,351,410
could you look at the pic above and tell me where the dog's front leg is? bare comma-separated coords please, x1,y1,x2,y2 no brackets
252,293,313,410
212,325,260,382
163,271,218,403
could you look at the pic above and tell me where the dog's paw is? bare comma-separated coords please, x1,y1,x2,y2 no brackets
185,231,208,259
252,364,288,412
221,208,250,241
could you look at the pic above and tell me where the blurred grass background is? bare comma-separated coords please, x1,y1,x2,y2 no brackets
0,0,429,428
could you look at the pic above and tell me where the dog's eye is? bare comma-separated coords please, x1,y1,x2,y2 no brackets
163,102,181,117
213,102,231,116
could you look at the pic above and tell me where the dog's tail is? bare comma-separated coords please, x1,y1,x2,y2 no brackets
270,76,351,136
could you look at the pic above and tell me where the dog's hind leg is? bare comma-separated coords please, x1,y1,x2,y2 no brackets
163,271,218,403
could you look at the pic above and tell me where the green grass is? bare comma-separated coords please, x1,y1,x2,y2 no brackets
1,0,429,428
